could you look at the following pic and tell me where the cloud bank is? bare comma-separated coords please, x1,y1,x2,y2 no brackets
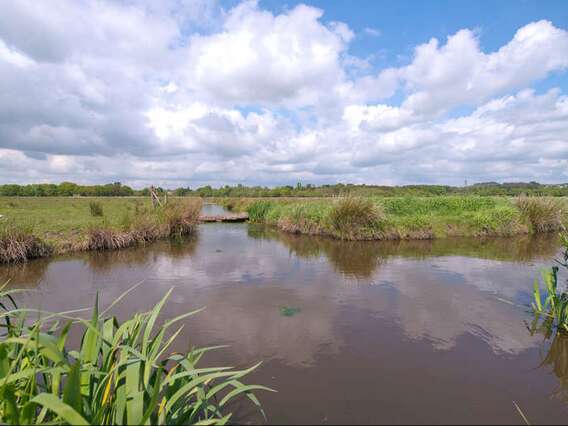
0,0,567,187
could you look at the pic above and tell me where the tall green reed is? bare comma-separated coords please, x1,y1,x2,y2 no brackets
0,283,273,425
532,232,568,332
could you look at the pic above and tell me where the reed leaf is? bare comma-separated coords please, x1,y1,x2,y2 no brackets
0,284,272,425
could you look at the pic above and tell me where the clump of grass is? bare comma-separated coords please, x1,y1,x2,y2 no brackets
0,222,52,264
327,197,384,240
128,214,161,243
247,201,274,222
276,203,328,235
85,228,134,251
470,206,526,237
515,196,563,233
85,199,203,251
89,201,104,217
0,285,272,425
160,198,202,238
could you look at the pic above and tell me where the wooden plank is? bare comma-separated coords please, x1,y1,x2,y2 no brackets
199,213,249,223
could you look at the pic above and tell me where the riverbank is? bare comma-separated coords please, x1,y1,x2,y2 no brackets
217,196,567,241
1,195,566,263
0,197,202,263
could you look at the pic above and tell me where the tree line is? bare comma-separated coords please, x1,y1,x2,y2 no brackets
177,182,568,197
2,181,568,198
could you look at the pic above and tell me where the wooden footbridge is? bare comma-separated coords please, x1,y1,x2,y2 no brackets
198,212,249,223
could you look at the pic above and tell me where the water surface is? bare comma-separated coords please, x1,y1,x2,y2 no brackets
2,220,568,424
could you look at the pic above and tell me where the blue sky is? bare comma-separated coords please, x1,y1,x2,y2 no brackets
0,0,567,188
259,0,568,88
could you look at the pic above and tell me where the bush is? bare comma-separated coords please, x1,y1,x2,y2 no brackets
515,196,563,232
0,286,272,425
89,201,104,217
327,197,383,240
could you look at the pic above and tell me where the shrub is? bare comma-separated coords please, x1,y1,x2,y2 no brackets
89,201,104,217
515,196,563,232
0,286,272,425
327,197,384,240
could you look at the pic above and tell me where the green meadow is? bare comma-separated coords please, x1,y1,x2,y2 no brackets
0,197,202,262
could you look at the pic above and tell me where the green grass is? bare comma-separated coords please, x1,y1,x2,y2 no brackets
0,284,273,425
0,197,153,241
227,196,567,241
0,197,202,262
88,201,104,217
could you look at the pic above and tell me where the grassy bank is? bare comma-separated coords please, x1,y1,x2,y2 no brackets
0,197,202,263
219,196,567,241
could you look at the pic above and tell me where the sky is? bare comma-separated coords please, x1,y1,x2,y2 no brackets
0,0,567,189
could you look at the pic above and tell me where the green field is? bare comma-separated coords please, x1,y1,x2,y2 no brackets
0,197,201,261
0,197,152,243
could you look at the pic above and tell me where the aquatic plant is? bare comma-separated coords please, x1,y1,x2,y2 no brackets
532,233,568,332
515,196,563,233
0,284,272,425
89,201,104,217
280,306,301,317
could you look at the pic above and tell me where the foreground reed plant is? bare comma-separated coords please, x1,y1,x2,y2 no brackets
0,284,272,425
532,233,568,332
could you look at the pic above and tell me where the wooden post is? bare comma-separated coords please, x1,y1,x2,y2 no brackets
150,186,162,208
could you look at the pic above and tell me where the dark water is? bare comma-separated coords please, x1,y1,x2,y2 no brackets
2,218,568,424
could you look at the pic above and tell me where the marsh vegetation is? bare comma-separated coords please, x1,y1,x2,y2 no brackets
0,197,202,263
222,195,567,241
532,233,568,331
0,284,271,425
